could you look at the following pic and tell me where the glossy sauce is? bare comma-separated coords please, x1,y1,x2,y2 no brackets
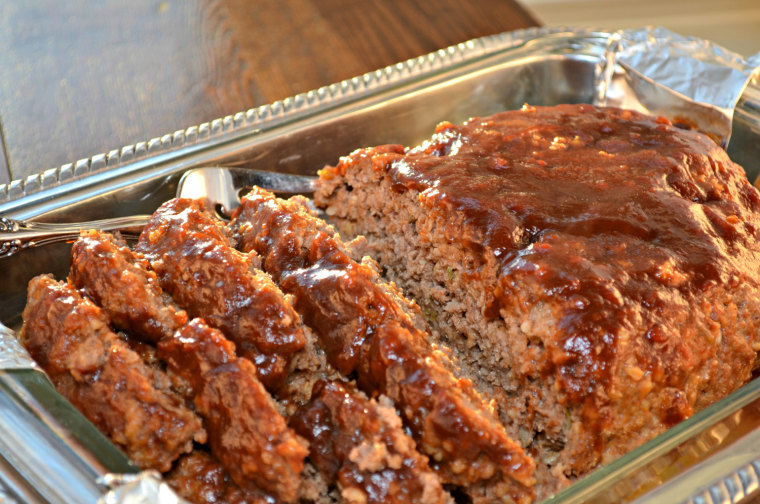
384,104,760,405
137,198,307,390
232,188,536,499
290,380,448,504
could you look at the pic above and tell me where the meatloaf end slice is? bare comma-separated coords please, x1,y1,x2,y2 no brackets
314,103,760,496
19,275,206,472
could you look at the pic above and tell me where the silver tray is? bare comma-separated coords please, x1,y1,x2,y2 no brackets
1,26,760,504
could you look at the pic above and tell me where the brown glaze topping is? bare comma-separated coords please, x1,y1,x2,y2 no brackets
283,248,404,376
291,380,448,504
136,198,307,390
166,452,276,504
232,188,536,502
19,275,206,472
70,230,188,343
159,318,308,502
157,318,237,397
343,104,760,404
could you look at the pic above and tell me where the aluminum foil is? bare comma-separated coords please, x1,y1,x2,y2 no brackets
597,26,760,147
99,472,187,504
0,323,37,370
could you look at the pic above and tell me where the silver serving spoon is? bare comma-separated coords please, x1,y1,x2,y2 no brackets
0,167,317,258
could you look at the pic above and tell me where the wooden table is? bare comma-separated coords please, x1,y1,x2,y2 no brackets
0,0,538,185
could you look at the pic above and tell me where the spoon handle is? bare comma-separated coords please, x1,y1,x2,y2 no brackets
0,168,318,258
0,216,150,258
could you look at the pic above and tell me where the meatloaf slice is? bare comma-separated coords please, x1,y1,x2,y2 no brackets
19,275,206,472
166,451,274,504
70,230,188,343
314,103,760,496
290,379,452,504
231,188,535,504
135,197,307,390
70,227,332,411
159,319,309,503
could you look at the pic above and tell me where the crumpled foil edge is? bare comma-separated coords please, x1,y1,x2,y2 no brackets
0,323,38,371
98,471,187,504
597,26,760,147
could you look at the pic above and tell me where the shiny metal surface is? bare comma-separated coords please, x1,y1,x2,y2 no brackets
0,26,759,504
0,167,316,257
177,166,316,216
0,377,105,504
0,216,150,258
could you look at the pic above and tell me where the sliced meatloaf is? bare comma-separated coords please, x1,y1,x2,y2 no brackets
135,198,308,391
68,229,311,501
24,220,448,503
19,275,206,472
314,103,760,496
291,379,452,504
231,188,535,504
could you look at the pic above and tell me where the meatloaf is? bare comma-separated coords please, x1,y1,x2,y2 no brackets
315,103,760,495
21,208,453,503
231,188,535,504
18,102,760,503
19,275,206,472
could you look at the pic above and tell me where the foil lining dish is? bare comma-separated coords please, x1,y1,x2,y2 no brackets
1,26,760,504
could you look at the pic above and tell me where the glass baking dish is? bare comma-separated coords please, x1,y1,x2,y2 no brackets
1,26,759,504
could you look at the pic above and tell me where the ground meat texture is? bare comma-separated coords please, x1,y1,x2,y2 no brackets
276,329,343,416
231,189,535,504
135,197,307,390
290,380,451,504
232,192,433,374
315,104,760,497
19,275,205,472
69,230,188,343
157,318,237,396
158,319,309,502
165,452,276,504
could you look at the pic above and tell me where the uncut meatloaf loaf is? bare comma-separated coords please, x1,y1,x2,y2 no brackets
315,103,760,495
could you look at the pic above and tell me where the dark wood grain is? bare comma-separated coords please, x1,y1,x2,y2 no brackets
0,0,538,183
